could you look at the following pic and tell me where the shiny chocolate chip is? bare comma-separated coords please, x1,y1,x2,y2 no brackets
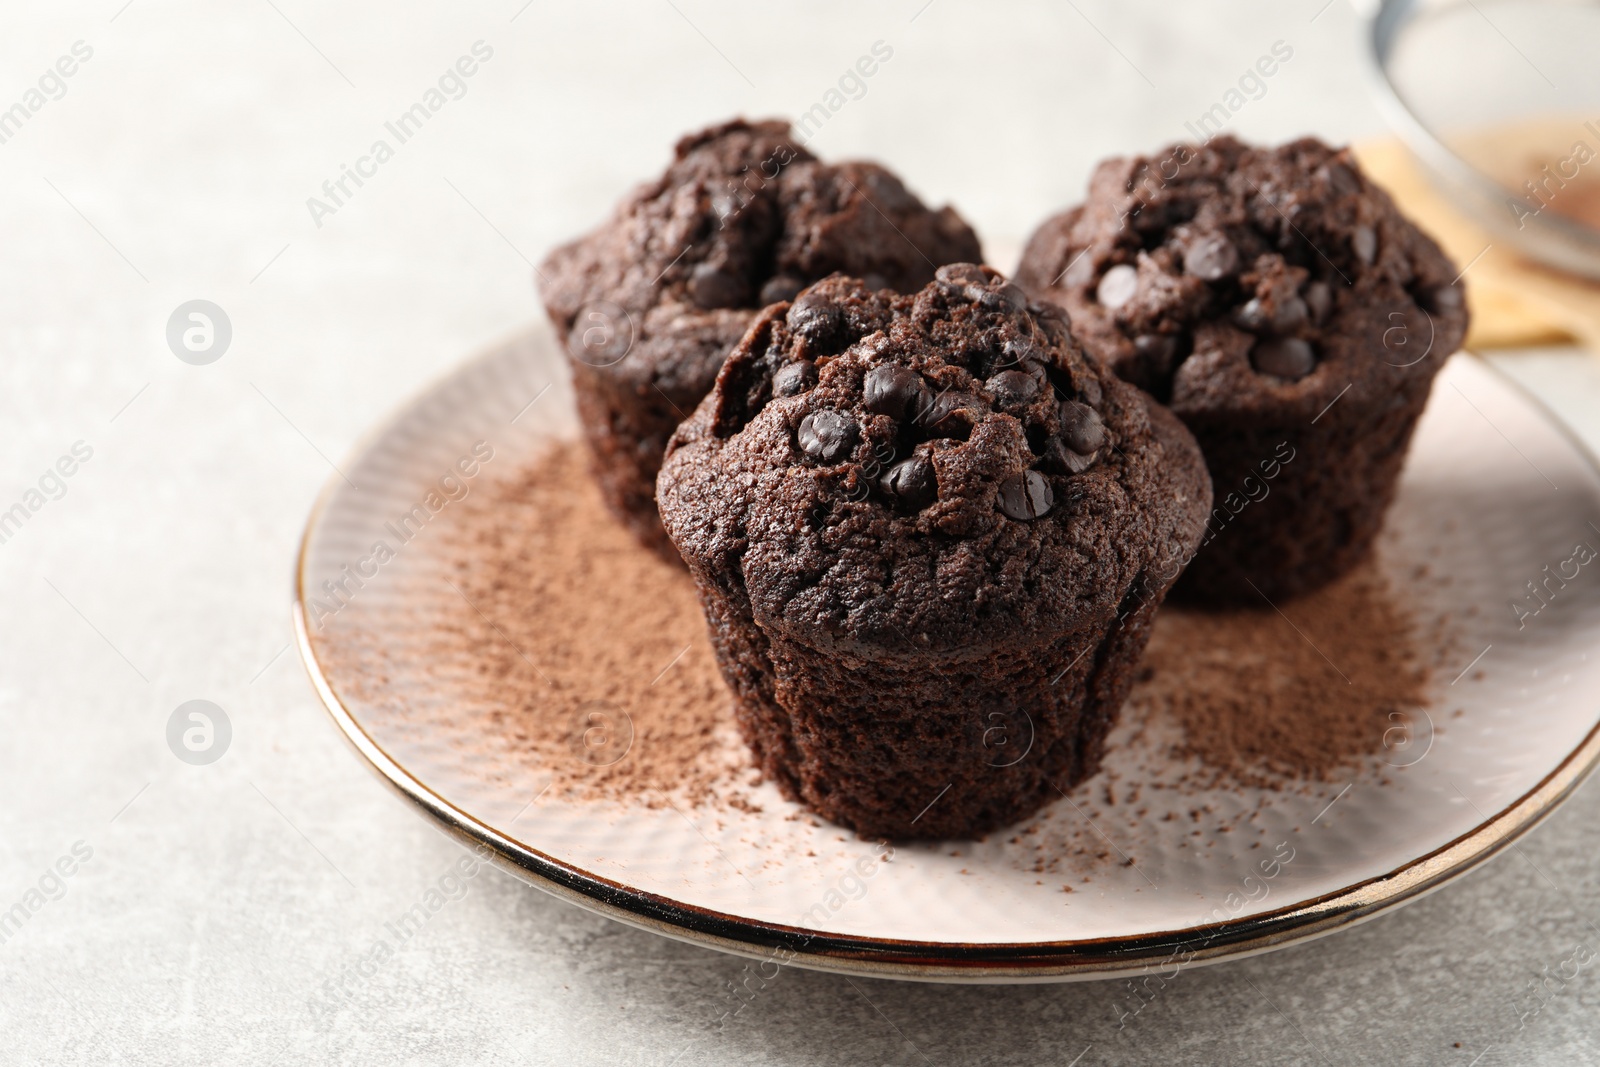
1096,264,1139,310
1426,284,1464,313
797,409,857,462
1304,281,1332,324
1041,436,1097,475
1183,233,1239,281
971,281,1029,313
863,364,929,419
1059,400,1106,455
919,391,983,436
1235,298,1268,333
998,470,1054,520
1034,304,1073,346
1076,372,1103,409
935,263,989,286
787,290,842,344
1321,162,1361,197
880,455,936,509
1274,294,1310,333
1064,252,1097,288
1236,293,1308,335
772,360,817,397
1352,225,1377,265
1251,337,1316,380
987,369,1040,408
998,337,1045,370
1134,332,1180,370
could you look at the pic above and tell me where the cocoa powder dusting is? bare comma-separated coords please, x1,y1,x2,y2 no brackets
317,441,1434,815
443,445,742,804
1133,565,1432,788
320,441,747,809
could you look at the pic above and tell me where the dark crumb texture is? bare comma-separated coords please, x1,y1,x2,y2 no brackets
1016,135,1468,603
657,267,1212,839
539,118,983,559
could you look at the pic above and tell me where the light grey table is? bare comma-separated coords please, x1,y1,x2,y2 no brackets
2,1,1597,1063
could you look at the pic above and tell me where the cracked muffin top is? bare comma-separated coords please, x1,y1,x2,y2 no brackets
1014,136,1467,418
657,267,1212,657
538,118,982,392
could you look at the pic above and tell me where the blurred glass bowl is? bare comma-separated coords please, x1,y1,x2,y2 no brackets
1366,0,1600,278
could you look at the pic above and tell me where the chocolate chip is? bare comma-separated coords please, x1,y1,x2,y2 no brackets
1059,400,1106,455
787,290,842,344
1352,225,1377,265
1426,284,1463,313
1134,332,1180,369
773,360,817,397
998,337,1045,370
919,391,983,436
688,262,742,309
1183,233,1239,281
1274,294,1309,333
797,409,857,462
863,364,929,419
1064,252,1097,289
1077,373,1103,410
880,455,936,509
1096,264,1139,310
1321,162,1361,197
1236,293,1307,335
1304,281,1332,324
971,281,1029,312
987,369,1040,408
935,263,989,286
1124,333,1181,395
760,275,804,305
1251,337,1316,380
1235,298,1269,333
1034,304,1073,346
998,470,1054,520
1041,437,1097,475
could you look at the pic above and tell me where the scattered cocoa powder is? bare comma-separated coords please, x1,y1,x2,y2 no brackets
316,441,1435,818
318,441,747,808
1135,565,1432,788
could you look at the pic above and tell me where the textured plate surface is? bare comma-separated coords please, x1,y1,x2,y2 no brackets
295,324,1600,982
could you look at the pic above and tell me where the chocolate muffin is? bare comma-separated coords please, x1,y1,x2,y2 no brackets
538,119,982,559
657,267,1211,839
1016,136,1468,604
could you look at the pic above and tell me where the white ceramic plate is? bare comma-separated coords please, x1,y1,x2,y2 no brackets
294,324,1600,982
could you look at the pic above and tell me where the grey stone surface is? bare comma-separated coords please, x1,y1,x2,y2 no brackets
0,0,1596,1062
